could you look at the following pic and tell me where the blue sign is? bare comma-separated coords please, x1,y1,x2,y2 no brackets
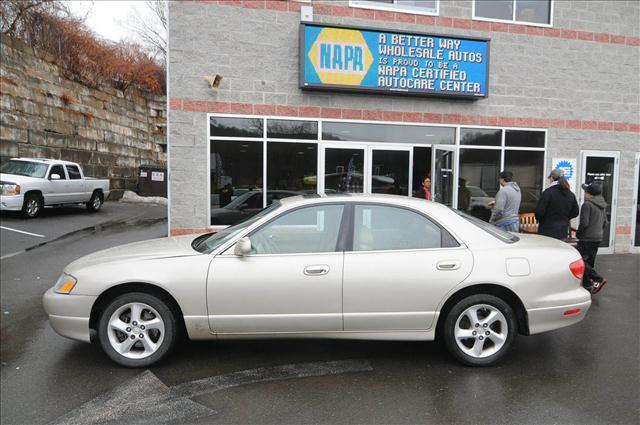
300,23,489,99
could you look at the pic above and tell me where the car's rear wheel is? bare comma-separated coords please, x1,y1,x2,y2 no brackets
22,193,43,218
443,294,516,367
97,292,177,367
86,191,103,212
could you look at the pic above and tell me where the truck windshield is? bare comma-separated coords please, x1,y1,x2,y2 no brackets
0,160,48,178
193,201,281,253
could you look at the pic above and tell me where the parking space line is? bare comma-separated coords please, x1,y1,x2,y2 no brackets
0,226,45,238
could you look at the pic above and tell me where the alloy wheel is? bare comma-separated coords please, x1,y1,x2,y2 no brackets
27,199,40,216
454,304,508,359
106,302,165,359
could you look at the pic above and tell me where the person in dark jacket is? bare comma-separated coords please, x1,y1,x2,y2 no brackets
577,182,608,293
535,168,579,240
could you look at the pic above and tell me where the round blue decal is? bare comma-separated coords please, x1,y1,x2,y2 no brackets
554,160,574,180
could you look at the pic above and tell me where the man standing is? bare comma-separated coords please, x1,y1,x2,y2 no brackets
576,182,608,293
489,171,522,232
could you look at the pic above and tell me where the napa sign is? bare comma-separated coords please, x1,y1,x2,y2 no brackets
300,23,490,99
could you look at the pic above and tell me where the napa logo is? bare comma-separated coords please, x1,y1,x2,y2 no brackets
308,28,373,86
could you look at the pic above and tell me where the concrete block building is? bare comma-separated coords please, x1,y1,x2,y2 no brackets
168,0,639,254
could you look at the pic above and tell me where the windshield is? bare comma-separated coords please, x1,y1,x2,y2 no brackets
452,209,519,244
193,201,281,253
224,191,259,210
0,160,48,178
468,186,489,197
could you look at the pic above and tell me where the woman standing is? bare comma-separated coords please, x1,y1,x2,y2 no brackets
535,169,579,240
414,176,432,200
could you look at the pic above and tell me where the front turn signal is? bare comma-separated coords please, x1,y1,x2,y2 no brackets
54,274,77,294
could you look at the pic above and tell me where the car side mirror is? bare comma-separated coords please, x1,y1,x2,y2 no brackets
50,173,61,180
233,237,252,256
238,203,249,211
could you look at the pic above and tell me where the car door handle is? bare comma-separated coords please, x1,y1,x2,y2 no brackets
304,265,329,276
437,261,460,271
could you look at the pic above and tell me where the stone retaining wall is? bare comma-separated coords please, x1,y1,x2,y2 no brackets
0,36,166,193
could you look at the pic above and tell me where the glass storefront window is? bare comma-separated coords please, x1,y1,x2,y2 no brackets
267,119,318,139
267,142,318,200
460,128,501,146
324,148,365,193
505,130,545,148
323,122,454,145
458,148,501,221
210,117,263,138
371,150,410,195
210,140,263,225
503,150,544,214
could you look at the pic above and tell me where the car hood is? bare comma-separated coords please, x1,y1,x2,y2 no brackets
65,235,203,273
0,173,42,185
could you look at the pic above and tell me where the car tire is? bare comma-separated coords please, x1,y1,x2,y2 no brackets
86,191,103,212
22,193,43,218
97,292,177,367
443,294,516,367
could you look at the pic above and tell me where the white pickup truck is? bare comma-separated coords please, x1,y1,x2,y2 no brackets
0,158,110,218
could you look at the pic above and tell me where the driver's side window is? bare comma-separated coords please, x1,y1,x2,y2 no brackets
250,204,344,255
49,164,66,180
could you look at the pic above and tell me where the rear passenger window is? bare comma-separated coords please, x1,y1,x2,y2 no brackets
49,165,66,179
354,205,453,251
66,165,81,179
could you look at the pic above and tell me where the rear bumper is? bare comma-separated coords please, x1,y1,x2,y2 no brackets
0,194,24,211
527,299,592,335
42,287,97,343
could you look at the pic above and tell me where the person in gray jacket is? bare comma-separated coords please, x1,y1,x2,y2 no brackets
489,171,522,232
577,182,608,293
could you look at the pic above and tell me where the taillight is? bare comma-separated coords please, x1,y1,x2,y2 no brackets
569,259,585,279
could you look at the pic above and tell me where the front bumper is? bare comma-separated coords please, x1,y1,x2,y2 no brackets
42,287,97,343
527,299,592,335
0,194,24,211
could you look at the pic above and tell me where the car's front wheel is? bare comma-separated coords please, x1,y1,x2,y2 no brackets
97,292,177,367
443,294,516,367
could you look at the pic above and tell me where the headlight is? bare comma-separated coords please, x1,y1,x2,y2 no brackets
0,182,21,195
54,273,77,294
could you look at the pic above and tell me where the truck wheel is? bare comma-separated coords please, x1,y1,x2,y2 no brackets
22,193,43,218
87,191,103,212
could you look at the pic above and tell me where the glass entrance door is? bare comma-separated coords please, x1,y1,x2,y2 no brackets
369,146,411,196
322,146,366,194
580,151,619,254
432,147,457,207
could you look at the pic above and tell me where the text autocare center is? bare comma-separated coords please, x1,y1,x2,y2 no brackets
167,0,640,254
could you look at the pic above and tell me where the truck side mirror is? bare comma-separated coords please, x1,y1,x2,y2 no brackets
50,174,61,180
233,237,252,256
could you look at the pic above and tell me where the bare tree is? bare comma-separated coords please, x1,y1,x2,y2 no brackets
121,1,167,64
1,0,72,36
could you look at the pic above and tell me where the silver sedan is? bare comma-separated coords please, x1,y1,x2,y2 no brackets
43,194,591,367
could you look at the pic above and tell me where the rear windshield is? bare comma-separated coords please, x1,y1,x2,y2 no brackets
453,209,519,244
0,160,48,178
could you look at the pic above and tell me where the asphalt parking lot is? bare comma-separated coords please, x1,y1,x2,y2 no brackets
0,203,638,425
